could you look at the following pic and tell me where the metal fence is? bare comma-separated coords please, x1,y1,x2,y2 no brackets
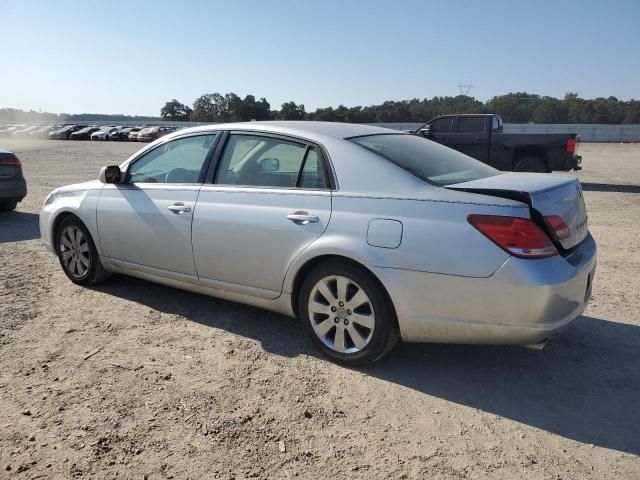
371,123,640,142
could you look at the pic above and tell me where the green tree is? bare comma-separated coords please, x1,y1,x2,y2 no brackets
277,101,305,120
160,99,193,121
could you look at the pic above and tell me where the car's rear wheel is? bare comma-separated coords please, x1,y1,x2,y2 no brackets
513,156,547,173
56,216,111,285
0,201,17,212
298,261,399,366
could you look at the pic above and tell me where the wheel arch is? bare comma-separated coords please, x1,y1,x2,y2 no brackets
289,254,399,328
512,147,548,169
51,211,86,252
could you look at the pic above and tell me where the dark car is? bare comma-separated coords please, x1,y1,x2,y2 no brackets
414,114,581,172
111,126,141,141
0,150,27,212
69,126,101,140
136,126,175,142
48,125,86,140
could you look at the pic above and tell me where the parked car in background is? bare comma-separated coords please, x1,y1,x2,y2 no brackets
91,126,121,141
0,149,27,212
112,127,141,141
40,121,596,365
49,125,85,140
0,125,26,136
69,126,101,140
30,125,55,138
12,125,41,136
136,126,175,142
414,114,582,173
128,128,143,141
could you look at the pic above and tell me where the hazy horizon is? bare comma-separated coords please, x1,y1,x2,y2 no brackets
2,0,639,117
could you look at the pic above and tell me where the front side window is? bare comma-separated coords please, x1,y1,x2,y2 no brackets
350,134,498,186
429,118,453,134
127,134,217,184
215,135,328,189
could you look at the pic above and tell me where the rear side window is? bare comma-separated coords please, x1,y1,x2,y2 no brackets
350,134,498,186
215,135,328,189
429,118,453,133
457,117,487,134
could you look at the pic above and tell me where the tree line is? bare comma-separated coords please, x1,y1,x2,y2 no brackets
2,92,639,125
161,92,640,124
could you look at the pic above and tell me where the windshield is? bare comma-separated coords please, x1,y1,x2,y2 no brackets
350,134,499,186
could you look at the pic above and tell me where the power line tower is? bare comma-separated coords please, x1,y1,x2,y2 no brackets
456,83,474,96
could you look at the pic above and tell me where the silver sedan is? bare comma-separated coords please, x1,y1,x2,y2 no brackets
40,122,596,365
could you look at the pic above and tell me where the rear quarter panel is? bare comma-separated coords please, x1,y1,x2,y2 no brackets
283,191,530,293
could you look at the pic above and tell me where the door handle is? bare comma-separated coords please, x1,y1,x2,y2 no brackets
287,212,319,224
168,203,192,214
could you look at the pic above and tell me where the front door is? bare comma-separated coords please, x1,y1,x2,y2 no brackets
192,133,332,298
97,134,218,278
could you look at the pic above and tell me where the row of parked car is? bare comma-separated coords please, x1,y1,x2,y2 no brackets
0,124,179,142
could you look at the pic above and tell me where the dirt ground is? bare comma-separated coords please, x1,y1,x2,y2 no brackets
0,139,638,479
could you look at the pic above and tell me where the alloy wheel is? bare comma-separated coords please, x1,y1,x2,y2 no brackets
59,225,91,279
308,275,375,354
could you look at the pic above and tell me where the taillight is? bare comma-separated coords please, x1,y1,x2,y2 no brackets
566,137,576,154
544,215,571,240
0,154,20,167
468,215,558,259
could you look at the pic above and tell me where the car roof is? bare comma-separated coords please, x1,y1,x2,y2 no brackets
169,121,402,143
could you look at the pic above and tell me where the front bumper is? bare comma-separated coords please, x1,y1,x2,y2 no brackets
373,233,597,345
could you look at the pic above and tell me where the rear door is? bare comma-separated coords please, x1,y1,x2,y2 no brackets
448,116,490,162
192,132,332,298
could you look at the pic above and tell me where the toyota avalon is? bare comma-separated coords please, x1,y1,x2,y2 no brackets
40,122,596,365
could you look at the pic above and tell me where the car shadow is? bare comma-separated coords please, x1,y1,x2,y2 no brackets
581,182,640,194
0,211,40,243
93,276,639,455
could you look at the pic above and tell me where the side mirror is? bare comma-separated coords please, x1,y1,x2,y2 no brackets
259,157,280,172
418,125,432,137
99,165,122,184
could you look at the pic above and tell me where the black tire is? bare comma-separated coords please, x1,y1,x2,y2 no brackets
513,156,547,173
56,215,111,286
0,201,17,212
298,260,399,366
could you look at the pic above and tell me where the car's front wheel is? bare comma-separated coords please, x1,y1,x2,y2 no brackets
56,216,111,285
298,261,399,366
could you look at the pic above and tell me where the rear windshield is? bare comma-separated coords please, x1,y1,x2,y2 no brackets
350,134,498,186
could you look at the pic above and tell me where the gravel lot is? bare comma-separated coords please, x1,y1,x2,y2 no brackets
0,139,638,479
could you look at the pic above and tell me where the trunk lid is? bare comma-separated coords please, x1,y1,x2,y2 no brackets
447,172,588,250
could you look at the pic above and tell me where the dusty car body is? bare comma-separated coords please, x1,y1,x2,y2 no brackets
40,122,596,365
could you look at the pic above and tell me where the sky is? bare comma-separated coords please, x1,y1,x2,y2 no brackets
1,0,639,116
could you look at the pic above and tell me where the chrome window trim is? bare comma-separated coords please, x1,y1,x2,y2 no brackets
120,132,221,184
209,130,338,192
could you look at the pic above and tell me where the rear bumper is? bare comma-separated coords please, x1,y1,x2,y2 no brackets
373,233,597,345
0,177,27,201
551,155,582,171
